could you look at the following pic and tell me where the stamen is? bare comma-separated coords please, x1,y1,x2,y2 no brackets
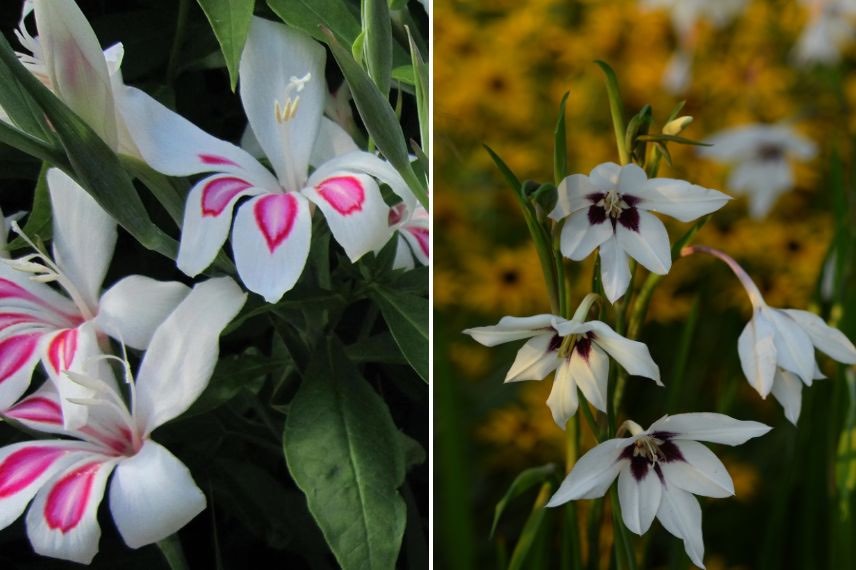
274,73,312,124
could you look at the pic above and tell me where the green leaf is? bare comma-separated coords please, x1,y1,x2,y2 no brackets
0,34,178,260
594,60,629,166
391,65,415,85
553,91,569,185
8,163,52,251
284,339,407,570
196,0,255,91
352,29,367,64
399,431,426,471
345,332,408,365
267,0,362,47
0,54,55,144
406,25,428,155
483,144,523,197
490,464,557,537
362,0,393,96
321,27,428,208
636,134,711,146
370,286,428,382
186,350,281,416
508,482,554,570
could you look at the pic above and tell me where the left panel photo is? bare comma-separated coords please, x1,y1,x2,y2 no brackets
0,1,428,568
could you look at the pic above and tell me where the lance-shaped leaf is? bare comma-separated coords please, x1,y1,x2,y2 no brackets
362,0,393,96
196,0,255,91
267,0,362,46
371,286,428,382
7,163,52,251
407,26,428,156
553,91,569,185
491,464,558,537
0,34,177,260
284,339,407,570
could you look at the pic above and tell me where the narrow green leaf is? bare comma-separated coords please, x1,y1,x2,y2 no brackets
0,55,55,144
508,482,554,570
267,0,362,46
196,0,255,91
8,162,52,251
370,286,428,381
483,144,523,196
0,121,67,167
284,339,407,570
363,0,393,96
391,64,415,86
594,60,629,165
491,464,557,537
0,34,178,260
553,91,569,185
352,29,367,64
321,27,428,207
406,26,428,156
636,134,711,146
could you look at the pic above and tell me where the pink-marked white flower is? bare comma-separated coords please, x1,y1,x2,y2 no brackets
0,169,189,428
389,203,429,270
0,277,245,564
549,163,730,303
547,413,771,569
793,0,856,65
698,124,817,219
117,17,416,302
463,295,661,427
12,0,139,156
684,245,856,424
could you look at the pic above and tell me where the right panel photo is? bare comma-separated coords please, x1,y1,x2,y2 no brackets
434,1,856,569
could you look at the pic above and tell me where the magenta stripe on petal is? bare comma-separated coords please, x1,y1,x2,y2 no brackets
6,397,63,425
254,194,298,253
407,227,429,257
0,334,40,384
0,447,66,498
47,329,78,374
44,461,101,532
0,278,41,305
316,176,365,216
201,177,252,217
198,153,239,168
0,312,42,331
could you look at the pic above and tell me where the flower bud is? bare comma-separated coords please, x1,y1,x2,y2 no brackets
662,116,693,136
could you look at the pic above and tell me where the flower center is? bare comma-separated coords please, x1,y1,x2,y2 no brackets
603,190,624,218
756,143,784,162
630,435,667,464
274,73,312,124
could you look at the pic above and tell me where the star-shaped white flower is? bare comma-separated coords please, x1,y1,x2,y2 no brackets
549,163,730,303
463,297,661,427
698,124,817,218
547,413,771,569
793,0,856,66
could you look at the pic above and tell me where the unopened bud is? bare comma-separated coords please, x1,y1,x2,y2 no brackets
662,116,693,136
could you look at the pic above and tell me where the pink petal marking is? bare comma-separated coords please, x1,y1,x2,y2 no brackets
388,203,407,226
6,397,63,425
0,278,42,305
201,177,252,217
0,446,67,498
199,153,239,168
316,176,365,216
48,329,78,374
0,312,43,331
0,334,40,384
407,227,429,257
44,461,101,532
254,194,299,253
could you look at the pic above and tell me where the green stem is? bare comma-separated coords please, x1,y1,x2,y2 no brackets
563,415,583,570
594,61,629,165
157,533,190,570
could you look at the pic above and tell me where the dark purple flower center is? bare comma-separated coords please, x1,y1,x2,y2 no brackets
619,431,683,482
756,143,784,162
586,191,640,233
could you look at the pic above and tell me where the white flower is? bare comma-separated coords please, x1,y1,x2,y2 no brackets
793,0,856,66
549,163,730,303
698,124,817,218
389,203,429,270
547,413,771,569
640,0,746,38
0,277,246,564
463,296,661,427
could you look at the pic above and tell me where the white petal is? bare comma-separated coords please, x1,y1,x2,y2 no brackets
546,357,580,427
95,276,190,350
781,309,856,364
392,236,415,270
134,278,246,435
505,334,559,382
309,117,359,167
546,438,629,505
770,368,803,425
550,174,596,220
0,259,79,321
232,192,312,303
656,486,706,568
729,161,790,219
560,208,614,261
48,168,117,313
463,315,557,347
302,173,394,261
700,126,766,161
584,321,662,385
570,342,610,412
767,308,815,384
176,174,262,277
0,441,93,531
0,332,42,410
117,86,278,185
649,413,772,446
617,164,648,197
589,162,621,189
240,17,326,190
398,209,429,266
109,440,206,548
738,310,778,397
599,237,632,303
618,463,662,535
638,179,731,222
32,0,118,148
26,457,117,564
615,210,672,274
659,440,734,498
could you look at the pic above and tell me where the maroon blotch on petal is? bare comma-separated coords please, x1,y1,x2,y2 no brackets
623,194,641,207
658,440,685,463
618,207,640,232
575,337,592,362
548,334,562,352
586,192,605,203
588,206,607,225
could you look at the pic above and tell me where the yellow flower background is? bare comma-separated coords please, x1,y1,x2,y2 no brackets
434,1,856,568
